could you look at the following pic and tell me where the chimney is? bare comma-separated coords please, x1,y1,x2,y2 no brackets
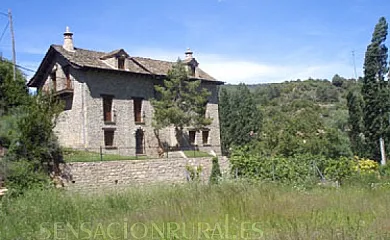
185,48,193,60
63,26,74,51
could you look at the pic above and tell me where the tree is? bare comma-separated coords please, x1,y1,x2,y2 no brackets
229,84,262,147
218,88,232,155
0,59,29,115
346,90,365,156
362,17,389,160
151,60,212,145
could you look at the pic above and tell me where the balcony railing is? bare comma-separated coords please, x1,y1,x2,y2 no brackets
54,80,74,96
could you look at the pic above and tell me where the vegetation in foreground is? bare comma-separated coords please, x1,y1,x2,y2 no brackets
2,181,390,239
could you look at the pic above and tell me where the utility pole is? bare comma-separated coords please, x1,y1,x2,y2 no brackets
352,50,358,80
8,9,16,81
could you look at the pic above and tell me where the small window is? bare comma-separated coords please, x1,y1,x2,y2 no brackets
202,130,210,145
104,130,115,147
118,58,125,70
102,95,114,123
190,65,196,76
189,131,196,145
51,72,56,91
134,98,143,123
63,96,73,110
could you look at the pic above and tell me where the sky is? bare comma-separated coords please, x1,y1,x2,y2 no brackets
1,0,390,84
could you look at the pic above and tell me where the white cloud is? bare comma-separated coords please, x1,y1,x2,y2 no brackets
131,48,360,84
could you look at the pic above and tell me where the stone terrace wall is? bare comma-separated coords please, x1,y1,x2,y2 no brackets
61,157,229,190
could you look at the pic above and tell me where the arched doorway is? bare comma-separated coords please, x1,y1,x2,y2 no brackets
135,129,144,155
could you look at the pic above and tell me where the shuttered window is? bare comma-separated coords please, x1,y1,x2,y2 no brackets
103,95,113,123
134,98,142,123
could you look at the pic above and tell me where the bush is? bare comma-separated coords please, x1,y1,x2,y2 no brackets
230,148,360,185
209,157,222,184
4,160,51,196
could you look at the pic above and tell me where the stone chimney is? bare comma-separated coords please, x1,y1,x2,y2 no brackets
63,26,74,51
185,48,193,60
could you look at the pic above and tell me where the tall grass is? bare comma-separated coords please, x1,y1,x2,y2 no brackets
1,181,390,239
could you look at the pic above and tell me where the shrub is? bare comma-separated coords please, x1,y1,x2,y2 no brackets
353,156,379,174
209,157,222,184
185,164,203,182
4,160,51,196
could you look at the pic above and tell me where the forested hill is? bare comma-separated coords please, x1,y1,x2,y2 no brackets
219,75,362,157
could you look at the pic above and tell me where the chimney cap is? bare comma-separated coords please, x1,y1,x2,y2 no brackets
64,26,73,35
185,48,193,59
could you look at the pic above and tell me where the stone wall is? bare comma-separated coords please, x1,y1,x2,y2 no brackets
61,157,230,191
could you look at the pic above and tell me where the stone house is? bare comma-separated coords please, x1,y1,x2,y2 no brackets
27,27,223,157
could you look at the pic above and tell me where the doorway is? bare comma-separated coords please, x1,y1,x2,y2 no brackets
135,129,144,154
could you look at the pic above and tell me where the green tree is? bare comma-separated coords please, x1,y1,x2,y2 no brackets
347,90,365,156
0,59,29,115
219,88,232,155
229,84,262,147
209,157,222,184
362,17,389,160
151,60,212,145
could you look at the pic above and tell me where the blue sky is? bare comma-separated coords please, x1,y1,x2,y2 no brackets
1,0,389,84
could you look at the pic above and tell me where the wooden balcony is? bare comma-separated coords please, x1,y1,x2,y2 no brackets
54,80,74,97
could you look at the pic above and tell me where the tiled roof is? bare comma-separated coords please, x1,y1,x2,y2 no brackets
51,45,219,82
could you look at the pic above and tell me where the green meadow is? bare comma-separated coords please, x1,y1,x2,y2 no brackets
1,181,390,239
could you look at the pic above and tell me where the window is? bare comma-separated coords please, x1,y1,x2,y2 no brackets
133,98,143,123
51,72,56,91
118,58,125,70
104,130,115,147
102,95,114,123
189,131,196,145
202,130,210,145
64,66,71,89
63,95,73,110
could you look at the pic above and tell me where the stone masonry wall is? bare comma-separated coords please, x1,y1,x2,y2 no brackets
62,157,230,191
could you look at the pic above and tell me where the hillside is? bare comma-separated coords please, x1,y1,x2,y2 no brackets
219,75,362,157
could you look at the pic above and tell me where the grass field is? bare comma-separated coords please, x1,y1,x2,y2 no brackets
183,150,213,158
63,149,149,162
1,181,390,239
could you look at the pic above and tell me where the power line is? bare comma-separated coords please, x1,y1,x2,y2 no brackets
0,21,9,43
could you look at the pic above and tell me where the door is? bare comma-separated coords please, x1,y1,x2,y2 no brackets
135,129,144,154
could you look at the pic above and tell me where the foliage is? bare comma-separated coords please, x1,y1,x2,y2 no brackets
151,60,211,135
218,84,262,154
218,88,231,155
353,156,379,174
0,59,64,195
209,157,222,184
3,183,390,239
230,147,360,185
346,90,366,156
0,59,29,115
185,164,203,181
361,17,390,160
4,160,51,197
323,156,355,183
